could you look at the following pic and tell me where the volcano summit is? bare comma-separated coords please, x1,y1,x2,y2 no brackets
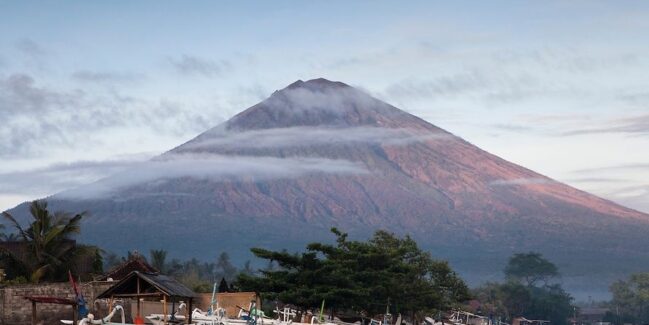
8,78,649,297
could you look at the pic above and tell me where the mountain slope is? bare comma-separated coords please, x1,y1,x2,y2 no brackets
7,78,649,297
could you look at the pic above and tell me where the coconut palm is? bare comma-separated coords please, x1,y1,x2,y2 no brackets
1,200,94,283
150,249,168,273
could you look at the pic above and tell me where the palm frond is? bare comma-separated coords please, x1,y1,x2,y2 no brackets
30,264,51,283
60,213,84,237
1,211,29,241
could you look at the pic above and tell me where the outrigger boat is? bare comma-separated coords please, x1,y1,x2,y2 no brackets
146,302,189,325
61,304,126,325
426,310,510,325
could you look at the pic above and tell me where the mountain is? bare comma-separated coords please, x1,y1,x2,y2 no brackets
6,78,649,297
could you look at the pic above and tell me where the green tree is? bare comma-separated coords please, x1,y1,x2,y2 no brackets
218,277,230,292
526,284,573,325
215,252,238,282
473,281,524,321
474,253,572,325
241,260,254,276
237,228,469,317
150,249,168,273
0,200,97,282
610,272,649,324
504,252,559,287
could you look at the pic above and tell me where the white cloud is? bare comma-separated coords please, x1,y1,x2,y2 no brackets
183,126,453,151
490,178,555,186
168,55,232,77
57,153,367,200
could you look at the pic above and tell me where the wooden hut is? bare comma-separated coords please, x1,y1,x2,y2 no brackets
97,253,159,281
96,271,197,324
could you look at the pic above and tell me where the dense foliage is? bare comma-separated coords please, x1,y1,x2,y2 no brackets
237,228,469,317
504,252,559,287
609,272,649,324
103,250,254,292
473,252,573,325
0,200,102,282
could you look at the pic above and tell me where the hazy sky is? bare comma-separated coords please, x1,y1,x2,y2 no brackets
1,1,649,213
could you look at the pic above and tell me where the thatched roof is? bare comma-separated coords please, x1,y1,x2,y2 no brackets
96,271,196,299
98,254,158,281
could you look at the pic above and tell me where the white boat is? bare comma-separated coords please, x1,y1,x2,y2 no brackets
61,304,126,325
427,310,511,325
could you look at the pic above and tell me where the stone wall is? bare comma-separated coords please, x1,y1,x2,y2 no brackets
0,281,113,325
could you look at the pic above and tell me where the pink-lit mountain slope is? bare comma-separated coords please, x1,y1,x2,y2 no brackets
8,78,649,297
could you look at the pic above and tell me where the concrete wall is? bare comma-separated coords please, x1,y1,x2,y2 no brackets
195,292,259,318
0,281,113,325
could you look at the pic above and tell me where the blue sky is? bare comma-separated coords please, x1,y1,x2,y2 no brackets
1,0,649,213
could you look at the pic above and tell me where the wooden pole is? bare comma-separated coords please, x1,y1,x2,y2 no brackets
163,295,167,325
185,299,189,321
31,301,36,325
188,298,193,324
137,277,141,319
72,304,78,325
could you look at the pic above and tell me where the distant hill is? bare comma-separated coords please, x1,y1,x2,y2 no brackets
7,78,649,298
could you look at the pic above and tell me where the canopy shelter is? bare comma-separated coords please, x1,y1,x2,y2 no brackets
24,296,78,325
96,271,197,324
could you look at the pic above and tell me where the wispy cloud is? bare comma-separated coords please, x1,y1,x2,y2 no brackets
573,163,649,174
489,177,555,186
491,47,639,73
0,73,221,158
385,71,489,99
383,70,549,105
563,114,649,136
0,155,152,196
182,126,452,152
57,153,367,199
168,55,232,77
491,123,535,133
565,177,629,184
14,39,47,58
71,70,143,84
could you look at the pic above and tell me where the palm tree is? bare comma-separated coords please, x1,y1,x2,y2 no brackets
1,200,94,283
150,249,168,273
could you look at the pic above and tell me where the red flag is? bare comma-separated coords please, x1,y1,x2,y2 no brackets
68,270,88,317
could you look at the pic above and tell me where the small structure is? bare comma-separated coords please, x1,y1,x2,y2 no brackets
98,253,159,281
96,271,197,324
24,296,78,325
578,308,611,325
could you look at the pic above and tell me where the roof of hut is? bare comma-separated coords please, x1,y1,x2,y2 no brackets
98,252,158,281
96,271,196,299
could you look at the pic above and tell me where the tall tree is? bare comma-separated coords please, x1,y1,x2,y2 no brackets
610,272,649,324
241,260,254,276
473,253,572,325
0,200,97,282
237,228,469,317
218,277,230,293
150,249,168,273
215,252,238,282
504,252,559,287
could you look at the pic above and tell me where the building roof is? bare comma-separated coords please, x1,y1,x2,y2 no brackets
96,271,196,299
98,254,158,281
